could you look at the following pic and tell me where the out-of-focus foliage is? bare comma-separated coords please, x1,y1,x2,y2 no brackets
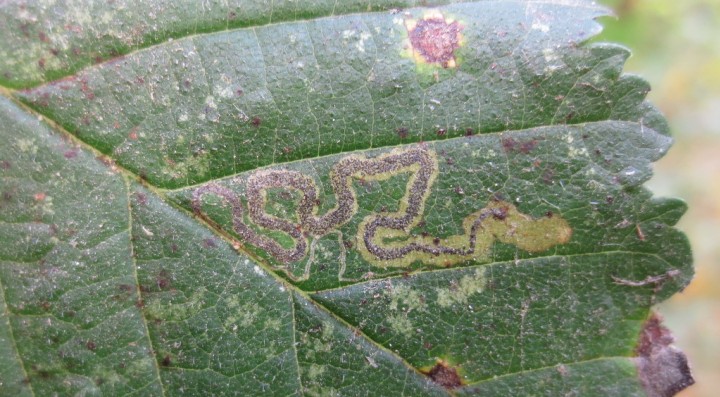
598,1,720,396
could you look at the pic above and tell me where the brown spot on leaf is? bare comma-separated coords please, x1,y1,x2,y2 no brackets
161,355,172,366
86,340,97,351
36,369,52,379
491,206,508,220
80,79,95,100
501,136,540,154
134,192,147,206
408,16,462,68
422,360,463,389
542,168,555,185
202,238,217,248
396,127,409,139
156,269,171,291
1,160,11,170
636,224,646,241
635,313,694,397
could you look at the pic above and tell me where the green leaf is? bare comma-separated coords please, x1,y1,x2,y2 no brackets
0,1,694,396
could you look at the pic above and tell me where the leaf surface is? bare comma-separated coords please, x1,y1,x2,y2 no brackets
0,1,693,395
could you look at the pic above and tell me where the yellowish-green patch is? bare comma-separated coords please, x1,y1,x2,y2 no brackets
387,284,426,313
358,200,572,268
436,268,487,308
144,288,207,322
307,364,326,380
387,313,414,338
222,295,267,331
162,152,211,180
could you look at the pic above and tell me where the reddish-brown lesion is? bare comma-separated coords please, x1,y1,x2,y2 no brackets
421,360,465,389
407,15,463,68
635,312,695,397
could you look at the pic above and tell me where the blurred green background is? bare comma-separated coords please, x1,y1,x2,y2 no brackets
596,1,720,396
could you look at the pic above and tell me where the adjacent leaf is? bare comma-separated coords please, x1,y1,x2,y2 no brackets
0,1,694,396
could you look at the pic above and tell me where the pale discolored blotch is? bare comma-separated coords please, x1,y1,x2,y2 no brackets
436,268,487,308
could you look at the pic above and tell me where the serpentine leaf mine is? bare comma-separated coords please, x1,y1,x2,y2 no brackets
192,146,571,279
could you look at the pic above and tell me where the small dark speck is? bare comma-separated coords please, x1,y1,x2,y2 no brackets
202,238,217,248
134,192,147,206
396,127,409,139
